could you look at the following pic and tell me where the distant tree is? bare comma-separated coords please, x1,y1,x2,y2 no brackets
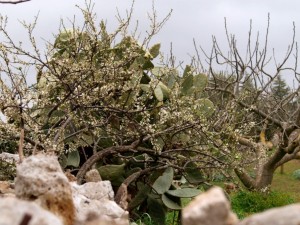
271,74,290,101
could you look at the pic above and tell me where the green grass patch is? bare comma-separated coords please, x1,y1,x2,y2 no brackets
231,190,295,219
292,169,300,180
132,211,180,225
272,160,300,202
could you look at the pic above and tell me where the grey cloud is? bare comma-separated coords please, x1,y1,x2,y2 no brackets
0,0,299,76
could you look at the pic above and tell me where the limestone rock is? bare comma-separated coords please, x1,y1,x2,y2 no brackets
237,204,300,225
85,169,102,182
182,186,238,225
0,152,19,163
0,197,63,225
84,215,129,225
71,181,128,223
76,198,129,222
72,181,114,201
0,181,15,197
14,154,75,225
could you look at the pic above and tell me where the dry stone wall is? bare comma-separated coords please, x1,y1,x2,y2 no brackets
0,153,300,225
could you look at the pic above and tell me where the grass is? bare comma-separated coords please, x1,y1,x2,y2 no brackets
230,159,300,219
231,190,295,219
132,211,180,225
272,160,300,202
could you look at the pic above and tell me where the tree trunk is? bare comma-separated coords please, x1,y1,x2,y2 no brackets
235,165,275,191
280,165,284,174
254,166,275,190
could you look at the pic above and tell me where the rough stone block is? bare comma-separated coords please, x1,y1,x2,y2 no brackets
238,204,300,225
14,154,75,225
0,197,63,225
182,186,238,225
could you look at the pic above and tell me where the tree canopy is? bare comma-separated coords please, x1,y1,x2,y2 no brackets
1,3,300,223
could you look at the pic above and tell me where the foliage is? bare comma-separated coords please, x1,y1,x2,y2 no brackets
292,169,300,180
271,74,290,101
0,2,219,222
0,138,18,154
132,211,179,225
231,190,295,219
0,160,16,181
197,16,300,191
129,167,201,224
1,1,299,222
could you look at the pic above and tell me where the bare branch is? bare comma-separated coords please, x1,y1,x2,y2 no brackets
0,0,30,4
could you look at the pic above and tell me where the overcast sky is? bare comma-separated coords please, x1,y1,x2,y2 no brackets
0,0,300,83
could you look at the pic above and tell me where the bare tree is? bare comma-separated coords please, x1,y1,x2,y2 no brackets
195,16,300,190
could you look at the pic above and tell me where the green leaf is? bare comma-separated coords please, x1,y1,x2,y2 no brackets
125,167,142,177
151,67,163,77
128,183,151,210
147,195,166,225
181,74,193,95
149,43,161,58
153,81,170,102
192,73,208,94
66,150,80,167
129,154,147,168
98,164,125,182
119,90,136,107
158,82,170,100
140,84,150,92
194,98,215,118
79,133,94,146
142,60,154,70
59,154,68,169
140,72,151,84
152,167,174,194
183,65,192,78
161,194,182,210
184,162,204,185
54,30,72,48
154,85,164,102
154,136,165,154
165,70,178,88
166,188,201,198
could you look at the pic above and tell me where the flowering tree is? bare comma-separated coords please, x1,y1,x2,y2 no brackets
0,4,220,222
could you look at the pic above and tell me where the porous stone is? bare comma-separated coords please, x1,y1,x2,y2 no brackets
72,181,114,201
0,181,15,197
237,204,300,225
71,181,128,223
85,169,102,182
84,215,129,225
0,152,19,163
0,197,63,225
182,186,238,225
14,154,75,225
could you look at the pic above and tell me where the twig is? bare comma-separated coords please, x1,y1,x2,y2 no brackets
76,140,140,184
0,0,30,4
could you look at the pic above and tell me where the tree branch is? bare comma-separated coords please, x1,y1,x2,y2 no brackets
207,87,284,129
0,0,30,4
275,146,300,168
234,167,255,190
76,140,140,184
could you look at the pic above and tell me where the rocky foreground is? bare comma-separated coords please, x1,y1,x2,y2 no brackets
0,153,300,225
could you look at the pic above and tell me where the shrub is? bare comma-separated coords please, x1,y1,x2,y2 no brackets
231,190,295,219
292,169,300,180
0,160,16,181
